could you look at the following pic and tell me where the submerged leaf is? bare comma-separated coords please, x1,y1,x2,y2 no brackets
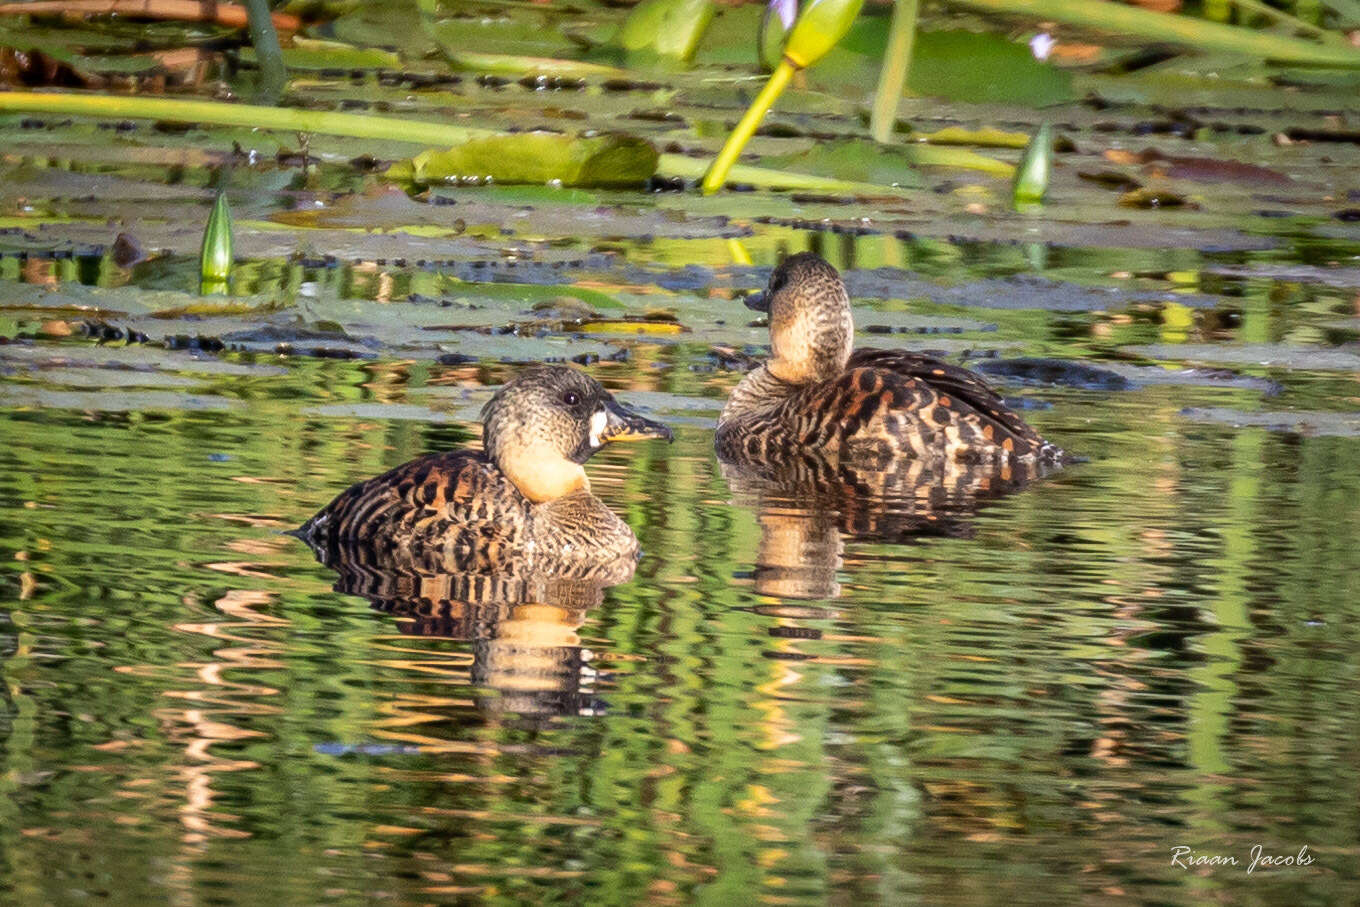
389,133,659,189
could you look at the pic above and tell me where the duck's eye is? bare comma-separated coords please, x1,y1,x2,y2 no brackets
562,391,581,406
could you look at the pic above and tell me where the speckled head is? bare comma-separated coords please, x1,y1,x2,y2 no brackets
481,366,672,503
745,252,853,384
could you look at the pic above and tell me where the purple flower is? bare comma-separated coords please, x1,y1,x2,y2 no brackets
769,0,798,32
1029,32,1055,62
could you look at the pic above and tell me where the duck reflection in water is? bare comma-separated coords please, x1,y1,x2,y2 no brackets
306,541,626,719
717,254,1070,599
293,365,672,717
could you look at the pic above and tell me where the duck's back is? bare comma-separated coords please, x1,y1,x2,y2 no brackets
845,349,1065,463
719,350,1066,467
297,451,531,572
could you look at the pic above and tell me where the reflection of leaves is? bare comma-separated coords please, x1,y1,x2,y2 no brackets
387,133,658,189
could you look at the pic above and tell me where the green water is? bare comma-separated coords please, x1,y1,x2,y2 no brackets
3,249,1359,902
4,1,1360,898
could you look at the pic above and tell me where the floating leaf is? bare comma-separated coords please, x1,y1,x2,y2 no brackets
236,37,401,70
388,133,658,189
760,142,922,188
662,153,912,196
911,126,1030,148
442,51,626,78
198,191,233,284
896,143,1014,177
1105,148,1292,185
576,319,689,335
1119,187,1193,208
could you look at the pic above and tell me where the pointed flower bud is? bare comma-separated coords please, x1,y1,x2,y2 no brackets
199,190,234,284
783,0,864,69
1012,123,1053,206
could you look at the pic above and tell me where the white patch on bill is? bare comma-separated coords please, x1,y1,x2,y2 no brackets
589,410,608,447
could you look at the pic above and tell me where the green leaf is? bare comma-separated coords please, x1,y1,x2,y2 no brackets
440,51,627,77
389,133,659,189
618,0,717,62
759,141,922,188
662,153,913,196
907,30,1072,106
236,37,401,70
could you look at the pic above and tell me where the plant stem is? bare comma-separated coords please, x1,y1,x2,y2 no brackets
869,0,918,144
701,59,797,195
245,0,287,104
1228,0,1345,42
944,0,1360,66
0,91,501,145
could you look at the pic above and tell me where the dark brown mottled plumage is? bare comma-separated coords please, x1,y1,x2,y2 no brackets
295,365,671,576
716,253,1069,469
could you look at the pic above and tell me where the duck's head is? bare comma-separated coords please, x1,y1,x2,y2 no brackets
744,252,852,385
482,366,672,503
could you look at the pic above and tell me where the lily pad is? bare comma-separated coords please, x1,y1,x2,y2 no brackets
1181,407,1360,437
388,133,658,189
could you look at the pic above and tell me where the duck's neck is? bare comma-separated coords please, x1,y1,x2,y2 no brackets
719,365,799,429
495,442,589,504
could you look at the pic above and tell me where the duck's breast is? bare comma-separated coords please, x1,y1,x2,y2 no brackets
529,491,641,568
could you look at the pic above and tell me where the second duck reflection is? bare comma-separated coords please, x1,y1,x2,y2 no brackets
295,254,1069,714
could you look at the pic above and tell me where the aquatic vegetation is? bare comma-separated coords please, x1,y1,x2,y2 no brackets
197,189,233,288
701,0,866,194
2,4,1360,902
1011,122,1053,206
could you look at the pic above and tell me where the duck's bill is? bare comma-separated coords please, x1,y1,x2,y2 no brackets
597,398,673,444
742,290,770,313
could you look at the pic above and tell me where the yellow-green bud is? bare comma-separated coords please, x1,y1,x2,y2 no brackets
1012,123,1053,205
784,0,864,69
199,190,234,284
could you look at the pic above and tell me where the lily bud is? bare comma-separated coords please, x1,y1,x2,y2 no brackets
1012,123,1053,206
759,0,798,71
783,0,865,69
199,190,234,284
